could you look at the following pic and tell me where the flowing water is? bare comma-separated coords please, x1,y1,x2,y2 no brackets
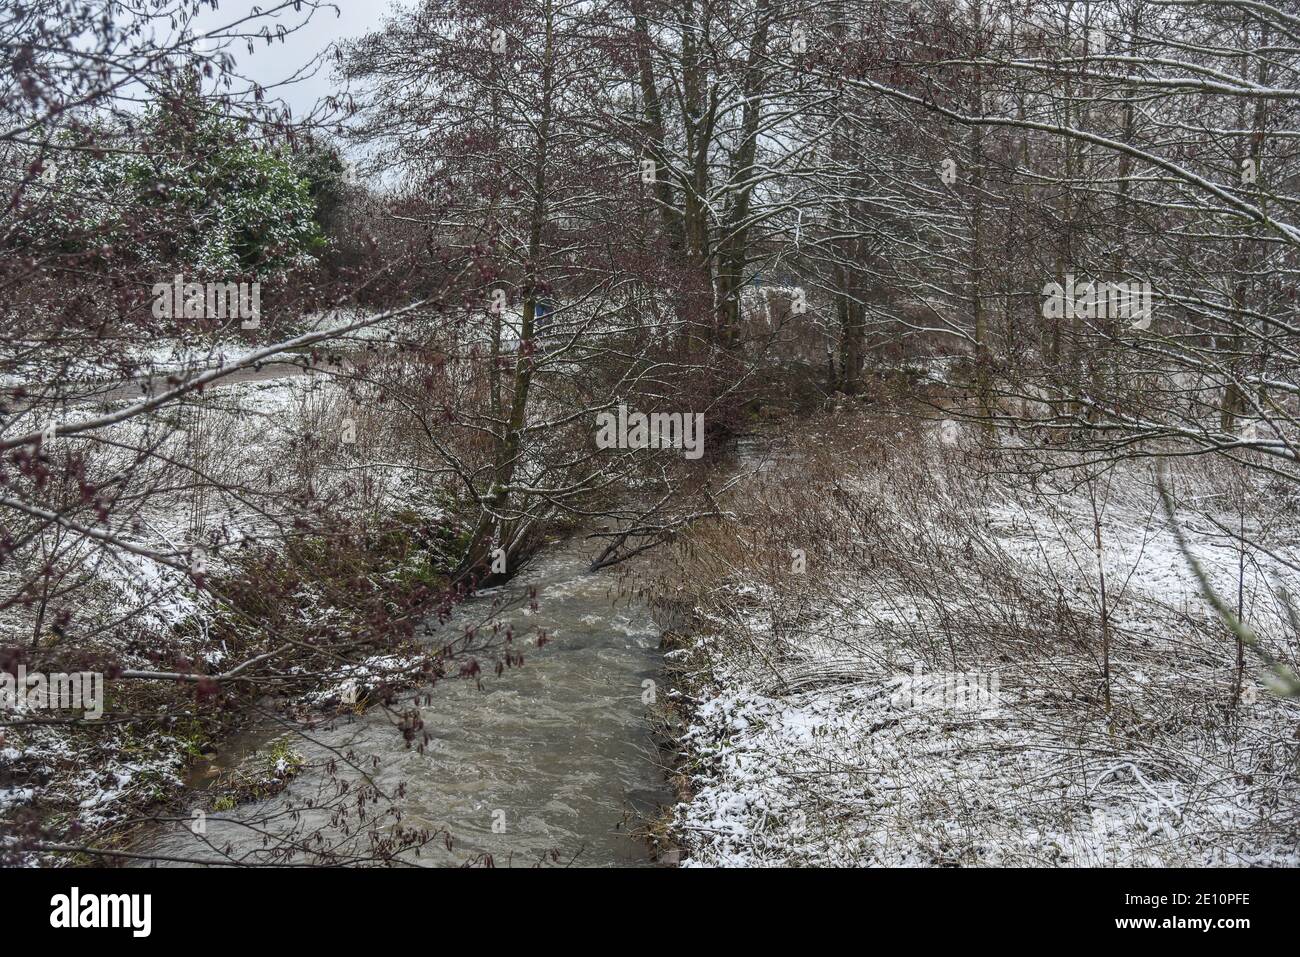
130,533,671,867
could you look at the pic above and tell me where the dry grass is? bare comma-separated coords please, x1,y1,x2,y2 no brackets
652,407,1300,866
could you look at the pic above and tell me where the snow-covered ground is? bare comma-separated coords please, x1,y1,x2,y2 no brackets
0,307,378,390
0,360,453,860
664,415,1300,866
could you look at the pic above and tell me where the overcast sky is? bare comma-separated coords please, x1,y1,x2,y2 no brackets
190,1,401,121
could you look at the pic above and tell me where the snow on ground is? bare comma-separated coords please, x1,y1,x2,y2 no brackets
666,417,1300,867
0,360,447,852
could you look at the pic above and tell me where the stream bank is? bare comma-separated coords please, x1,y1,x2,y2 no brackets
126,531,675,867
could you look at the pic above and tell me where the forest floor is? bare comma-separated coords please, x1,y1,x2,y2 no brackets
657,404,1300,866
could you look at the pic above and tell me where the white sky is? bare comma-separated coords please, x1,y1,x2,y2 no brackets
190,1,401,121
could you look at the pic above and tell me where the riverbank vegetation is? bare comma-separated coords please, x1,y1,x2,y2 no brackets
652,408,1299,865
2,0,1299,866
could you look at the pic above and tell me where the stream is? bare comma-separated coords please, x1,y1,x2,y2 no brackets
128,533,672,867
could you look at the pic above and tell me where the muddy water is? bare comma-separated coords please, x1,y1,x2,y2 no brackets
131,534,671,867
